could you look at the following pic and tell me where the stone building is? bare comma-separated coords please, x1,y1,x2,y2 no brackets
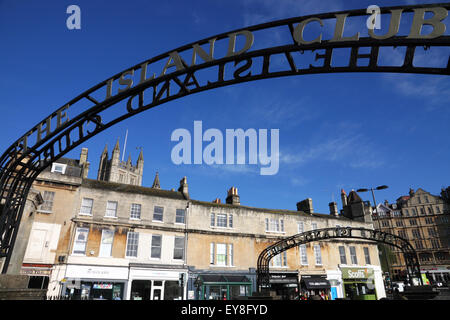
18,144,386,300
371,187,450,285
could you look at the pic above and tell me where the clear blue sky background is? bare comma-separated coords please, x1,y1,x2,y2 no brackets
1,0,449,214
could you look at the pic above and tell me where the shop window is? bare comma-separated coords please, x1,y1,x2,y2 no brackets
99,229,114,257
126,232,139,257
73,227,89,255
151,234,162,259
39,191,55,213
28,276,49,289
105,201,118,218
175,209,185,224
131,280,151,300
80,198,93,215
130,203,141,220
153,206,164,222
173,236,184,260
164,280,183,300
339,246,347,265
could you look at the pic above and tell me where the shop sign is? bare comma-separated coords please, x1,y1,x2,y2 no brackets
65,265,128,280
93,283,113,289
341,268,374,279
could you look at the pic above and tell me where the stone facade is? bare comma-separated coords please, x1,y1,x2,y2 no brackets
372,188,450,285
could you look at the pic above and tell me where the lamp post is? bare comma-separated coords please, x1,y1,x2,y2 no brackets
356,185,390,289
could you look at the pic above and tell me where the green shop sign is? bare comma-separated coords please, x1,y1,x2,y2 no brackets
341,268,374,280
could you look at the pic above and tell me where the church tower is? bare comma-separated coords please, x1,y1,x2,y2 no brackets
96,139,144,186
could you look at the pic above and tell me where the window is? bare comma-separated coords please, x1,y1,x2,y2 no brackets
410,219,417,226
431,239,440,249
40,191,55,212
217,214,227,227
404,209,409,216
382,220,390,227
425,196,429,203
363,247,371,265
153,206,164,222
151,235,162,259
216,243,227,266
313,245,322,265
229,244,234,266
300,244,308,265
130,204,141,220
210,243,215,264
427,207,433,215
396,220,405,227
298,222,305,234
418,197,422,204
428,228,437,237
80,198,93,215
425,217,434,224
126,232,139,257
175,209,185,224
228,214,233,228
271,252,287,267
311,222,318,230
210,213,215,227
105,201,118,218
415,241,424,250
99,230,114,257
436,206,441,213
349,246,358,264
73,228,89,255
398,230,407,239
173,236,184,260
339,246,347,265
420,207,425,215
412,229,421,239
265,218,284,233
51,163,67,174
211,243,233,266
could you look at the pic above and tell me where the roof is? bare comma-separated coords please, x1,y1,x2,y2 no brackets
81,179,186,200
190,199,350,221
347,190,363,204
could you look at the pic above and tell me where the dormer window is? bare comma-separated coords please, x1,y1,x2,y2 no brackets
51,163,67,174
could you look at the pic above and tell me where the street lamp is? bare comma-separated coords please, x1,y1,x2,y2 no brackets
356,185,391,288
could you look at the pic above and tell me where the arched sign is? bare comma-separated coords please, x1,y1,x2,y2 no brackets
256,227,422,291
1,3,449,273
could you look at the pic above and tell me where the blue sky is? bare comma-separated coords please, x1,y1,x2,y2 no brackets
1,0,449,214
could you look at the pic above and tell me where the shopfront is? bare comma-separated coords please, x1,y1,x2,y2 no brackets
127,266,187,300
341,267,377,300
269,272,299,300
195,274,253,300
21,263,52,290
62,265,129,300
300,274,331,300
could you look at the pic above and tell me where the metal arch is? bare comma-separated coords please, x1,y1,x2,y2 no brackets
1,3,450,273
256,227,422,291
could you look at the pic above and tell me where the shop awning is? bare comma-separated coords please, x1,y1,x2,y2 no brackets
302,278,331,290
198,275,251,284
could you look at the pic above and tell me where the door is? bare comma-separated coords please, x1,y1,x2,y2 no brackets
151,280,164,300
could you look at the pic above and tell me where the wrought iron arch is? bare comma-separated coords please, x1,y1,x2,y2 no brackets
1,3,449,273
256,227,422,291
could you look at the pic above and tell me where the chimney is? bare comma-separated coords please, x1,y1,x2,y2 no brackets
79,148,89,178
341,189,348,207
226,187,240,205
212,198,222,204
297,198,313,214
409,188,415,197
329,202,339,217
178,176,189,199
